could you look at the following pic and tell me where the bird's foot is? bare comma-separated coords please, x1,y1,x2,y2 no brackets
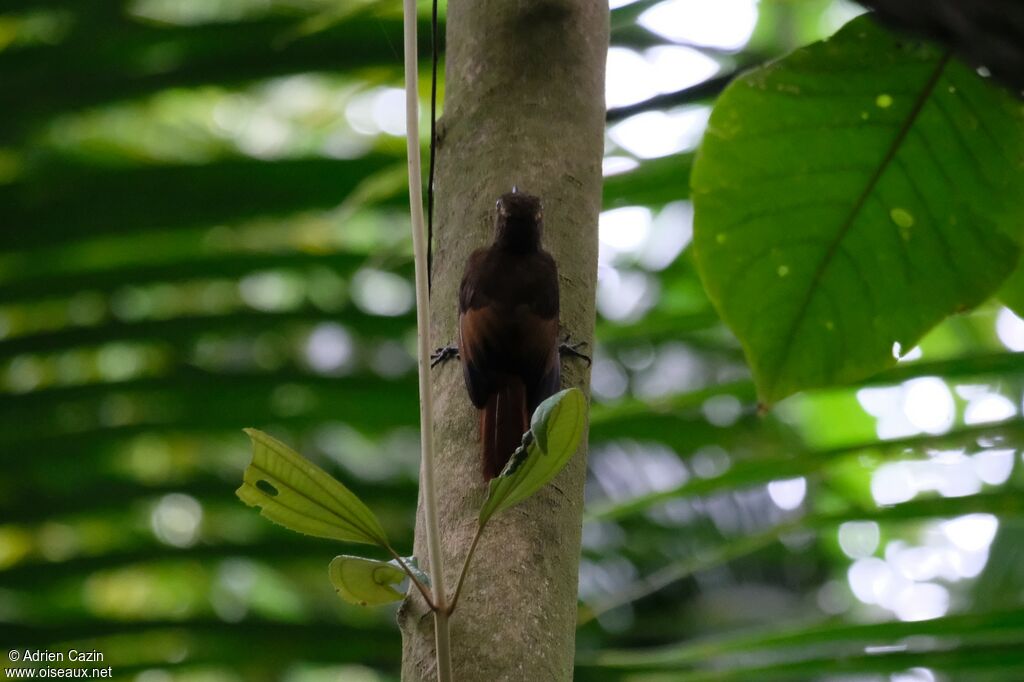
558,336,592,367
430,345,459,367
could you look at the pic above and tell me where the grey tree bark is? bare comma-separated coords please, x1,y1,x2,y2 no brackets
398,1,607,680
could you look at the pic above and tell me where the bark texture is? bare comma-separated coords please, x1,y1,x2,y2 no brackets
398,1,607,680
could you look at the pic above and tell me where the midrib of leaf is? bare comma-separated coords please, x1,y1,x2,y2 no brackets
767,50,954,400
249,434,384,544
251,460,376,541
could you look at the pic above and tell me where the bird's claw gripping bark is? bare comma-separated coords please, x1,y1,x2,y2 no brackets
430,345,459,367
558,336,592,367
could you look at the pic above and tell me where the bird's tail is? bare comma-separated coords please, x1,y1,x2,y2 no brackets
481,378,528,480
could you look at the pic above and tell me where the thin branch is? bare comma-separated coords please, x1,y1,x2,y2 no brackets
386,546,436,611
605,71,738,123
402,1,452,680
448,522,485,614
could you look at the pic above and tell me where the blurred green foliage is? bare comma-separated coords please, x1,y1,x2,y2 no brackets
2,1,1023,681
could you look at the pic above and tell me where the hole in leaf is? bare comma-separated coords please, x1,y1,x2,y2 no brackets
256,480,279,497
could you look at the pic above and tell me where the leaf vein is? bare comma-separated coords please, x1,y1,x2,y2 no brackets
767,51,954,396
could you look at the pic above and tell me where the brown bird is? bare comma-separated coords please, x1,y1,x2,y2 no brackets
457,189,561,479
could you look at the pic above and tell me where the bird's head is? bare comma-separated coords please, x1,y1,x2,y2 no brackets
494,189,543,252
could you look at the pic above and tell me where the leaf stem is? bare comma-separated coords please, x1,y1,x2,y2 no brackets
386,546,436,611
402,2,452,680
448,522,485,614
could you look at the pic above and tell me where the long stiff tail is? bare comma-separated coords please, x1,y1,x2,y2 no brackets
480,378,528,479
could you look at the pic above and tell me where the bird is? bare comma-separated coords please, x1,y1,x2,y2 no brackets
457,189,561,479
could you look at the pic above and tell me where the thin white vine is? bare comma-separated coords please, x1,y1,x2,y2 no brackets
402,1,453,680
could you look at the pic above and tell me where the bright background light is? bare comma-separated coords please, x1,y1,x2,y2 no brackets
639,0,759,50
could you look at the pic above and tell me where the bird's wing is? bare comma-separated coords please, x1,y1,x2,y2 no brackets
459,304,502,409
522,250,561,412
458,249,495,409
523,315,560,414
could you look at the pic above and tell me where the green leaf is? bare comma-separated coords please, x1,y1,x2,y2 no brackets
236,428,389,547
999,257,1024,319
328,555,406,606
603,153,694,209
479,388,586,525
589,609,1024,670
692,14,1024,405
583,614,1024,680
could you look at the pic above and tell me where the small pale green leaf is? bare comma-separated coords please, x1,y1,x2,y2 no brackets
328,555,405,606
692,14,1024,405
236,428,388,547
530,391,558,454
479,388,586,525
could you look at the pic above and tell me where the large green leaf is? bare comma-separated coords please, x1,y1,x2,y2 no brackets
328,555,406,607
478,388,587,525
236,428,389,547
693,14,1024,404
999,258,1024,319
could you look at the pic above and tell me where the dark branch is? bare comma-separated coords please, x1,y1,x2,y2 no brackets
606,71,739,123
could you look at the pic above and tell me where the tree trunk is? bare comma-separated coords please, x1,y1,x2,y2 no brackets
398,1,607,680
